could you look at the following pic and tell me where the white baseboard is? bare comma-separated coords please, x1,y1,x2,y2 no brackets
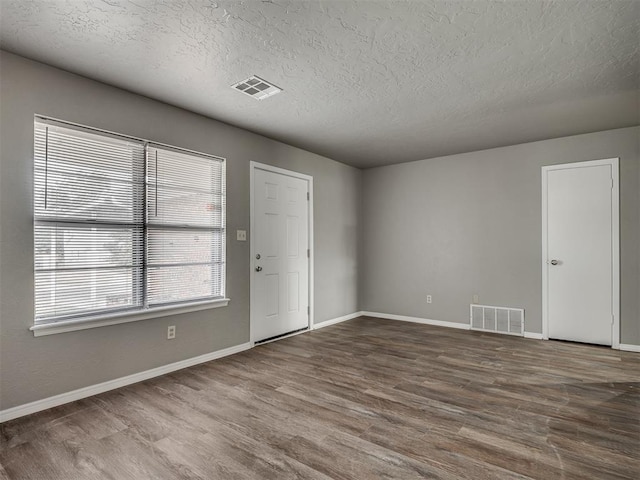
0,342,252,423
2,312,589,423
361,311,471,330
524,332,544,340
313,311,363,330
619,343,640,353
364,311,550,341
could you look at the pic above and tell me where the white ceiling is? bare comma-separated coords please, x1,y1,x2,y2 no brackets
1,0,638,168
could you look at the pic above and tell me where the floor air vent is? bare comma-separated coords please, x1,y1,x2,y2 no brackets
470,304,524,336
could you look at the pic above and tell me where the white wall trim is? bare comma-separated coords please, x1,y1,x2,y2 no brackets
362,311,471,330
249,161,314,344
0,342,252,423
313,311,363,330
524,332,544,340
619,344,640,353
541,158,620,349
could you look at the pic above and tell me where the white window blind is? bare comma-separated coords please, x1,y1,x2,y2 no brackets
34,118,226,324
146,145,225,306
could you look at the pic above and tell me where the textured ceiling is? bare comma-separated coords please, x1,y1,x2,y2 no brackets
1,0,638,168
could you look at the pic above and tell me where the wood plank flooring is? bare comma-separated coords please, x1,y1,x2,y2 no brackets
1,316,639,479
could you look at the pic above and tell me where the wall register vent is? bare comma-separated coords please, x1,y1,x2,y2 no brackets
470,304,524,336
232,75,282,100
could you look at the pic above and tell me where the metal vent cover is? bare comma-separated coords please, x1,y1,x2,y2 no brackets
470,304,524,336
232,75,282,100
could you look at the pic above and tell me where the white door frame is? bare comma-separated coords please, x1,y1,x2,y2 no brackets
249,161,314,345
541,157,620,348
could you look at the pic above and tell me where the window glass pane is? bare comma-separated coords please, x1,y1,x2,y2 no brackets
35,267,141,319
147,265,218,305
34,122,144,223
147,188,222,227
35,225,142,270
147,229,224,265
34,171,143,223
146,146,223,228
148,149,222,192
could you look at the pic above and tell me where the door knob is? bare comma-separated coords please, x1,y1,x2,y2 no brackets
255,266,263,272
550,259,559,265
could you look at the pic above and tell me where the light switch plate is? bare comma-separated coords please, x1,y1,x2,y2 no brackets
236,230,247,241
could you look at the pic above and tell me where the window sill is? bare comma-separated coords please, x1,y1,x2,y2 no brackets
29,299,230,337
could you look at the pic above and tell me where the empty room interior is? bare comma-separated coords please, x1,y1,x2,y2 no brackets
0,1,639,479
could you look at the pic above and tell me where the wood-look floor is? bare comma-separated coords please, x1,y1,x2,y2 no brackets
1,316,639,479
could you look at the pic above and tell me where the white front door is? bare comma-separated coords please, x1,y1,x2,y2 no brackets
252,166,310,343
542,159,619,346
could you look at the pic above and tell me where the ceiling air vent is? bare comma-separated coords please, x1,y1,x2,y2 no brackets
232,75,282,100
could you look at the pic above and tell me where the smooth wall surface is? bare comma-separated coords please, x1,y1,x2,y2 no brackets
361,127,640,345
0,51,361,409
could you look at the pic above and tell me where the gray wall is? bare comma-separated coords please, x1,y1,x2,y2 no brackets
2,50,638,413
361,127,640,345
0,51,361,409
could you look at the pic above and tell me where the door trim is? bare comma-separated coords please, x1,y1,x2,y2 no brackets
541,158,620,348
249,161,314,345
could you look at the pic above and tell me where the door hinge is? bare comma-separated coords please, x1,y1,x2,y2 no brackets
307,192,310,201
611,178,614,189
307,249,310,258
307,306,310,316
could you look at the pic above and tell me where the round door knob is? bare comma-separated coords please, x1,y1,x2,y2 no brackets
255,266,263,272
550,260,559,265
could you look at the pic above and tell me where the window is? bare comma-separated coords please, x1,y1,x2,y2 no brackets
34,117,226,325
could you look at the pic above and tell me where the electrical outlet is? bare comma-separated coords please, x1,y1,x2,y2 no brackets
236,230,247,241
167,325,176,339
473,294,479,303
426,295,432,304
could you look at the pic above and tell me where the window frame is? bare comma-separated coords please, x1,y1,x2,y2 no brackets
31,116,229,336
